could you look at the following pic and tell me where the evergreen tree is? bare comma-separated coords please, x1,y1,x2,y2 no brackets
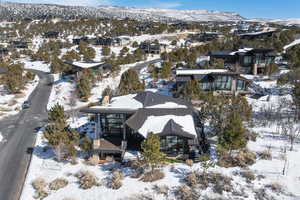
161,62,172,79
80,136,92,153
102,46,111,56
141,133,165,172
83,47,96,61
264,62,279,75
218,112,247,153
118,69,144,95
76,74,92,102
50,56,69,74
179,80,202,100
5,63,25,93
44,104,79,161
62,50,81,61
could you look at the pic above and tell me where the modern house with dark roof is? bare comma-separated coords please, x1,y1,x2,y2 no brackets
139,41,167,54
93,37,122,47
80,92,207,161
209,48,277,75
43,31,59,39
73,36,89,45
10,40,30,49
175,69,250,96
238,30,277,40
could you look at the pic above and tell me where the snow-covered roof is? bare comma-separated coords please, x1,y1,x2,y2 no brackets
230,48,253,55
70,61,105,69
284,39,300,50
176,69,228,75
138,114,197,138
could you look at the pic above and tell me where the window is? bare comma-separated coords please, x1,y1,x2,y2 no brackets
100,114,125,136
237,80,247,90
214,75,232,90
244,56,252,65
160,136,189,155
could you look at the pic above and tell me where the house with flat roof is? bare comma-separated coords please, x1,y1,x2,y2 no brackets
175,69,250,96
43,31,59,39
80,91,208,161
64,61,112,77
0,48,9,58
209,48,277,75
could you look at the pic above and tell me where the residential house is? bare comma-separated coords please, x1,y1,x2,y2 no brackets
139,41,167,54
93,37,122,47
80,92,208,161
175,69,250,96
63,61,112,78
43,31,59,39
136,24,152,32
73,36,89,45
0,48,9,58
238,30,277,40
10,40,30,49
209,48,277,75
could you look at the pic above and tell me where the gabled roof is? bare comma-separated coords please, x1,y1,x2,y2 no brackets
126,108,197,139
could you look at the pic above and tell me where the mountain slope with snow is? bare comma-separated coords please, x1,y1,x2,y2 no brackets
0,2,244,22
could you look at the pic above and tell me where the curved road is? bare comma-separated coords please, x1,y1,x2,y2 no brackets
0,70,52,200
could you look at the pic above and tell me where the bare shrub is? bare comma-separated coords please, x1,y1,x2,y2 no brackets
49,178,68,190
254,188,273,200
218,150,256,168
245,130,258,141
175,184,200,200
8,99,17,106
31,177,48,199
211,173,233,194
153,184,169,196
235,170,256,183
130,167,144,178
185,172,198,186
85,156,99,166
258,151,272,160
75,170,98,189
266,183,283,193
185,159,193,167
140,169,165,182
110,170,124,190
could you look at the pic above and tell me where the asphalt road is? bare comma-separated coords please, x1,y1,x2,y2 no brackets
0,70,52,200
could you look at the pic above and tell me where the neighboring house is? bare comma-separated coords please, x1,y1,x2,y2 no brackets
9,40,30,49
93,37,122,46
192,32,221,42
175,69,250,96
73,36,89,45
139,41,167,54
0,48,9,58
136,24,152,32
238,30,277,40
43,31,59,39
64,61,112,77
80,92,207,161
209,48,277,75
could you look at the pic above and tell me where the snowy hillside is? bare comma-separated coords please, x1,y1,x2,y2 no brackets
0,2,244,22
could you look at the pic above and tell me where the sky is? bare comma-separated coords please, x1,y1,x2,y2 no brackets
5,0,300,19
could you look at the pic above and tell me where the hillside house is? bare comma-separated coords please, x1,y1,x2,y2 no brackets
93,37,122,46
175,69,250,96
209,48,276,75
139,41,167,54
64,61,112,77
73,36,89,45
239,30,277,40
0,48,9,58
10,40,30,49
80,92,207,161
43,31,59,39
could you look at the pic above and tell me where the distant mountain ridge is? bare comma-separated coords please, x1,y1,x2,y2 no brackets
0,2,244,22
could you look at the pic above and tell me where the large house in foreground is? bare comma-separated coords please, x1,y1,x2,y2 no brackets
80,92,208,161
209,48,276,75
175,69,250,96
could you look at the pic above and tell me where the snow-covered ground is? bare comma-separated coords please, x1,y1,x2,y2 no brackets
284,38,300,51
21,70,300,200
47,56,160,110
0,75,39,120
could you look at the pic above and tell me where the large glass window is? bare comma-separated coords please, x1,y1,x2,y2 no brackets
244,56,252,65
160,136,189,155
237,80,247,90
213,75,232,90
100,114,124,136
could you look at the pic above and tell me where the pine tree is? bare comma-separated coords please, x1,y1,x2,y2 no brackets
179,80,202,100
118,69,144,95
5,63,25,93
141,133,165,172
83,47,96,61
51,56,68,74
76,75,92,102
62,50,81,61
44,104,79,161
102,46,111,56
218,112,247,153
161,62,172,79
80,136,92,153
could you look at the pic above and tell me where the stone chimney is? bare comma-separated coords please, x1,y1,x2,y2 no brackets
102,95,110,106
